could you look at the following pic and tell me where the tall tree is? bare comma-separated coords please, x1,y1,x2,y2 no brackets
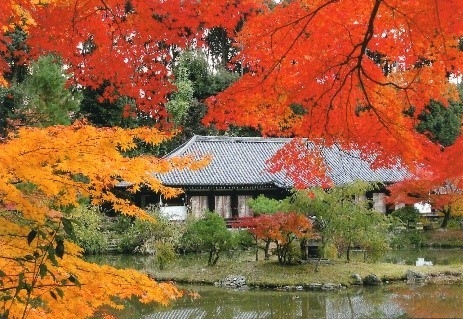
166,61,195,127
163,49,250,153
416,85,463,147
78,82,152,128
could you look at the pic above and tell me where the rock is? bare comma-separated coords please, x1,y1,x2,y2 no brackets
363,274,382,286
306,283,323,291
215,275,248,289
406,269,427,284
351,274,363,285
321,283,341,291
416,258,433,266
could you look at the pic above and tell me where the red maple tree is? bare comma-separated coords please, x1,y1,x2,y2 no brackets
1,0,261,119
2,1,463,217
234,212,314,264
4,1,461,171
203,0,463,170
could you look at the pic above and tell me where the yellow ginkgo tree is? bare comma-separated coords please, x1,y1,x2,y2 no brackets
0,122,207,319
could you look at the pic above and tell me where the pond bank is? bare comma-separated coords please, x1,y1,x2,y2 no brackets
143,254,463,292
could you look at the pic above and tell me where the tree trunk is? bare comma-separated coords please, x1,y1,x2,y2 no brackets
300,238,308,260
208,250,213,266
264,240,271,260
212,251,220,266
276,244,283,264
255,238,258,261
440,208,451,229
315,240,327,272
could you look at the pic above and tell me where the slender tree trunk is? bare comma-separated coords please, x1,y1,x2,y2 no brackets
212,252,220,266
300,238,308,260
255,238,258,261
208,250,214,266
276,244,282,264
315,241,326,272
264,239,271,260
440,208,451,229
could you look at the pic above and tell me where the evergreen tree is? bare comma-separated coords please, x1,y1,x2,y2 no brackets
416,85,463,147
0,54,81,132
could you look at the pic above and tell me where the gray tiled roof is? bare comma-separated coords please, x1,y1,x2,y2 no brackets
158,135,409,188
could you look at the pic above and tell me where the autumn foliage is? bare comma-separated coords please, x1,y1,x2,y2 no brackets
0,122,208,318
2,0,462,169
0,0,261,117
1,0,463,316
234,212,314,265
204,0,463,170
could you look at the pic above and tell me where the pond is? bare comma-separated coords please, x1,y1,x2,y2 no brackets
93,283,463,319
88,250,463,319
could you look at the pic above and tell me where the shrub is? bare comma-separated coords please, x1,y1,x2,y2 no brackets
272,239,302,265
154,241,177,270
182,211,236,266
119,212,180,254
391,206,421,228
234,229,255,250
247,194,284,216
69,205,108,254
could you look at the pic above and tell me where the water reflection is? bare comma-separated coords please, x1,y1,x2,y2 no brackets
96,282,463,319
99,285,407,319
393,284,463,319
383,248,463,266
168,286,403,319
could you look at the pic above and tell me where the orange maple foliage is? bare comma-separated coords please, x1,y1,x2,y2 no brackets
204,0,463,170
0,122,208,318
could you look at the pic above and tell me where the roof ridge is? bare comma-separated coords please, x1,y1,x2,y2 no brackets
163,135,200,158
195,135,293,143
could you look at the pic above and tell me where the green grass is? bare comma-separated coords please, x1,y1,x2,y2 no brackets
144,250,463,288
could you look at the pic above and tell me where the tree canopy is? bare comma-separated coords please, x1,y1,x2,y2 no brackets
0,0,260,121
3,0,461,168
1,0,463,316
0,54,81,132
290,182,392,262
416,87,463,148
